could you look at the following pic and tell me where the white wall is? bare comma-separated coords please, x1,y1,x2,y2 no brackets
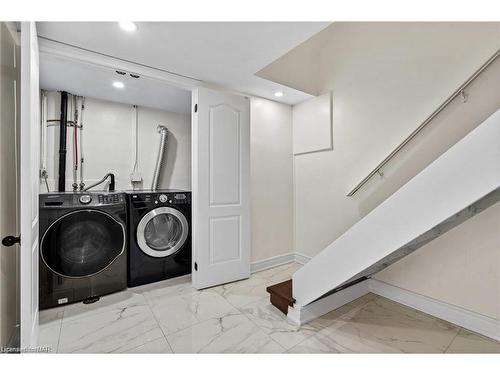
273,23,500,316
375,202,500,320
43,91,295,264
250,98,294,262
291,23,500,257
43,92,191,192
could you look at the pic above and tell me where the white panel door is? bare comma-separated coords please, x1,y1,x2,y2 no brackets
192,88,250,289
20,22,40,349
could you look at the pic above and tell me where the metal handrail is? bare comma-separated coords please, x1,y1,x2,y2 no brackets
347,48,500,197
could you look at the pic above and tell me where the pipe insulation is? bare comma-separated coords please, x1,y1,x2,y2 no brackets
151,125,168,191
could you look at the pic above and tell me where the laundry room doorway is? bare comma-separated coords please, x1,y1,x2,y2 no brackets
18,24,254,346
37,36,253,291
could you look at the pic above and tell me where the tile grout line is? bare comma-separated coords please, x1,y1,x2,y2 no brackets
218,285,287,352
235,264,310,351
224,266,324,352
285,294,378,353
134,292,175,353
55,307,65,353
443,328,462,353
142,289,208,339
51,263,300,354
144,285,270,353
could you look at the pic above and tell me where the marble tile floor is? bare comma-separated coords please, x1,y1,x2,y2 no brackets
38,262,500,354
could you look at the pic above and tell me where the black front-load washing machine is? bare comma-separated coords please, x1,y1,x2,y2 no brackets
39,192,127,309
127,190,191,287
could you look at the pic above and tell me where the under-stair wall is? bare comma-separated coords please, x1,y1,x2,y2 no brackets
293,109,500,307
279,23,500,317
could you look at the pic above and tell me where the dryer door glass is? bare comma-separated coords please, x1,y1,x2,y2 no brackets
137,207,189,258
41,210,125,278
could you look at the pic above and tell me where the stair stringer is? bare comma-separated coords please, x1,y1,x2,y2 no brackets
292,109,500,308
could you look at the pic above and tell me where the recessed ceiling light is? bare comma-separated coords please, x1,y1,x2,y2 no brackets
274,91,284,97
113,81,125,89
119,21,137,32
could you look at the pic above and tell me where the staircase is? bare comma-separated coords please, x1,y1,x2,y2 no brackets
267,109,500,315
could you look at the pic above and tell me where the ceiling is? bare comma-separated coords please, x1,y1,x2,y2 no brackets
37,22,330,111
40,54,192,113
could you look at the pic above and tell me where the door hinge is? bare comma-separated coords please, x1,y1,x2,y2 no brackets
194,262,198,271
2,235,20,247
194,104,198,113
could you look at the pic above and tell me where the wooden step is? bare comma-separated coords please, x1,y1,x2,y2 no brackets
266,279,295,314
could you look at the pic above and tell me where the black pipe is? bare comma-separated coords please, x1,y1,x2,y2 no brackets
58,91,68,192
82,173,115,192
108,173,115,192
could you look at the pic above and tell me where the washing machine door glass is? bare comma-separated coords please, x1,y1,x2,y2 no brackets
137,207,188,258
41,209,125,278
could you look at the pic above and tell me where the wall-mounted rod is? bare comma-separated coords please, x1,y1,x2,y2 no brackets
58,91,68,192
347,48,500,197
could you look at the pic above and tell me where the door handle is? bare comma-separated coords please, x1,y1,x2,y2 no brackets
2,235,21,247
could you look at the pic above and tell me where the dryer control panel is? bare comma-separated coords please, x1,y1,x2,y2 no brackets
129,191,191,206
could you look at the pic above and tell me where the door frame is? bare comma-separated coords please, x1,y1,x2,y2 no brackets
0,21,21,348
20,21,40,350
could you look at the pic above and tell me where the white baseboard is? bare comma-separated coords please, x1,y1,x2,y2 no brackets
369,279,500,341
250,253,296,273
287,280,370,326
294,252,312,265
250,252,312,274
253,253,500,340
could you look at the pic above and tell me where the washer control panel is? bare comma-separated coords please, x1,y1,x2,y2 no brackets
40,192,126,208
97,194,122,205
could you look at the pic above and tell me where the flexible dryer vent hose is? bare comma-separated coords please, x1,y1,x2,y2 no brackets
151,125,168,191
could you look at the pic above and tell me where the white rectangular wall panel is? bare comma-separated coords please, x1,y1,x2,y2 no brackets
292,92,332,155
